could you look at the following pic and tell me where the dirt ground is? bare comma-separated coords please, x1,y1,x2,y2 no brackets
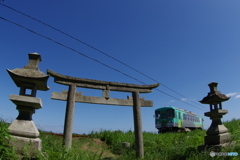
79,138,116,158
44,132,117,159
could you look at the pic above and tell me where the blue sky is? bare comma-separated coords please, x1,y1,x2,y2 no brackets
1,0,240,134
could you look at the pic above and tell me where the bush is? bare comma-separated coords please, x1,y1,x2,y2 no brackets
0,119,18,159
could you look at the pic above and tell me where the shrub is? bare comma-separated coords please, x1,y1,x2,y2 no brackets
0,119,18,159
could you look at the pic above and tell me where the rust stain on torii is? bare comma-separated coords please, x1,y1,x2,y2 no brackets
47,69,159,158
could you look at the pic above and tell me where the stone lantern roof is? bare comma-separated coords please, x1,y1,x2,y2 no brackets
6,53,49,91
199,82,230,105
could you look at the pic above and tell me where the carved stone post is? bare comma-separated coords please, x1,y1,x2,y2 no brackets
7,53,49,157
198,82,236,151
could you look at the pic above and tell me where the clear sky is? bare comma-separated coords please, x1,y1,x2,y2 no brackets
1,0,240,134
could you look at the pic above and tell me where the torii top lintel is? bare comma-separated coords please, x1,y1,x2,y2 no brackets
47,69,159,93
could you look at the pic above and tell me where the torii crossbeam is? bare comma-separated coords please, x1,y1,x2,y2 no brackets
47,69,159,158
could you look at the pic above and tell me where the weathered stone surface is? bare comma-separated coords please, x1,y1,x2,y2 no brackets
204,110,229,135
47,69,159,93
198,141,236,152
198,82,235,152
7,53,49,157
7,69,49,91
205,110,228,135
204,109,228,117
122,142,131,148
7,53,49,91
9,94,42,109
200,82,230,105
47,69,158,159
8,120,39,138
132,91,144,158
51,91,153,107
206,124,228,135
205,133,231,145
9,135,41,155
63,85,76,150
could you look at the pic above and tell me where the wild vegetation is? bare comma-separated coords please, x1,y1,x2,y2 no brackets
0,118,240,159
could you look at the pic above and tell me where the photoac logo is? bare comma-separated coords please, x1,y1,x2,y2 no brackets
210,151,215,157
210,151,238,157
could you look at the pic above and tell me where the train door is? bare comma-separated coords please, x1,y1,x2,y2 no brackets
178,112,182,127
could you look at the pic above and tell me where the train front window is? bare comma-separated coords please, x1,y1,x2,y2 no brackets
166,109,174,118
155,111,160,119
156,109,174,119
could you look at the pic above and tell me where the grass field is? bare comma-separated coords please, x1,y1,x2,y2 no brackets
1,118,240,159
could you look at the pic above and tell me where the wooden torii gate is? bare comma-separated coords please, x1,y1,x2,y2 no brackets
47,69,159,158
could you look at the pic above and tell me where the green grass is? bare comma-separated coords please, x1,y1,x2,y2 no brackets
0,118,19,160
0,118,240,159
88,123,240,160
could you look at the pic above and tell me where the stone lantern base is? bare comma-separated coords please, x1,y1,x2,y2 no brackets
198,132,236,152
197,123,236,152
8,120,40,137
7,119,41,157
198,141,236,152
205,132,231,145
8,136,42,157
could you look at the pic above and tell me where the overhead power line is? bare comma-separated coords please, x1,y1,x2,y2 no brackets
0,17,205,111
0,17,144,84
0,16,208,112
0,3,207,110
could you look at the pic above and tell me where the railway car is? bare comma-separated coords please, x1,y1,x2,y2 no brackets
155,106,204,133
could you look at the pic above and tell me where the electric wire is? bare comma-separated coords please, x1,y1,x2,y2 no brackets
0,16,208,111
0,17,144,84
0,3,207,110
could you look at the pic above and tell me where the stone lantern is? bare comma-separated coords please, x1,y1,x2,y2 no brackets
6,53,49,156
198,82,235,151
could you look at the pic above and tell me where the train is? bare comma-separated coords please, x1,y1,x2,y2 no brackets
155,106,204,133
